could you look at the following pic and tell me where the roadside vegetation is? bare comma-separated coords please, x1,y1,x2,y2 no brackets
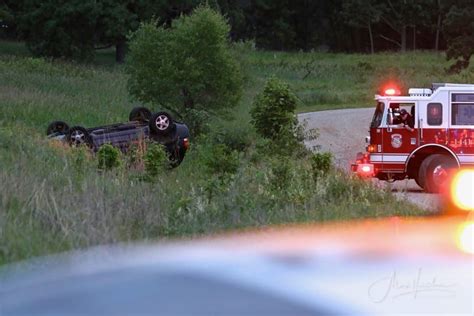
4,7,472,265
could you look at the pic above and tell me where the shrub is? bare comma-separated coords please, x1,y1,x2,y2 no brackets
310,152,332,180
201,143,240,177
144,143,168,177
97,144,122,171
127,6,242,135
251,76,298,141
209,124,252,153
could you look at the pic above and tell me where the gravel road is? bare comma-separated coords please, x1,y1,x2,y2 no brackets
298,108,440,211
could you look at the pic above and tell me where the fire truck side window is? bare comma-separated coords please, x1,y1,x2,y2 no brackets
388,103,415,126
452,94,474,125
427,103,443,126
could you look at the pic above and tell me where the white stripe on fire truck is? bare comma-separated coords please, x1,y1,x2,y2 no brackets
459,155,474,163
371,154,474,164
369,154,409,163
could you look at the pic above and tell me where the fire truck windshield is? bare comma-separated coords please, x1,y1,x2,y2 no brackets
370,102,384,128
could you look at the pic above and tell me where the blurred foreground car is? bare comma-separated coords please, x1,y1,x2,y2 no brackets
46,107,190,167
0,214,472,315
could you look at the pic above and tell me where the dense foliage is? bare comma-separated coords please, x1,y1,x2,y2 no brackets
1,0,474,70
127,6,242,134
444,1,474,72
0,0,459,52
251,77,298,141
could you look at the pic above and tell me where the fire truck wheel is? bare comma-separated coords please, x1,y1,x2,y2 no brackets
420,154,457,194
414,176,425,190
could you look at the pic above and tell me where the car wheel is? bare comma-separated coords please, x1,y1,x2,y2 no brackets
46,121,70,136
149,112,174,135
67,126,93,148
419,154,457,193
129,107,152,123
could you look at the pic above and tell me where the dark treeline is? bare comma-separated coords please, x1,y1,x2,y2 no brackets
1,0,473,70
223,0,452,53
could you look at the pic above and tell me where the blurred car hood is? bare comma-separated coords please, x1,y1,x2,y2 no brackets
1,216,473,315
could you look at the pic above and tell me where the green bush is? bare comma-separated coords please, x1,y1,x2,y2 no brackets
310,152,332,180
251,76,298,141
201,143,240,177
127,6,242,135
209,124,252,153
97,144,122,171
144,143,168,177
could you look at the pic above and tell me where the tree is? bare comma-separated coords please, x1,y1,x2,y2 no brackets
443,1,474,72
377,0,424,52
16,0,201,62
95,0,154,63
342,0,383,54
252,0,296,50
216,0,254,41
18,0,99,60
127,6,242,134
251,77,298,141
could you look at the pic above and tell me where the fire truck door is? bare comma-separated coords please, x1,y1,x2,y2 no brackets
383,103,418,172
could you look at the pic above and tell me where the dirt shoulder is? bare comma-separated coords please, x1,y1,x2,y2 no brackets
298,108,440,211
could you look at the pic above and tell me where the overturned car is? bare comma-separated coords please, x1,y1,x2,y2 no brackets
46,107,190,167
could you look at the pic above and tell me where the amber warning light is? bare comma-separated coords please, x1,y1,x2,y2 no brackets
451,169,474,211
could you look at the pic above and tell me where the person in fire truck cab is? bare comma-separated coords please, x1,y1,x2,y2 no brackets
397,109,414,132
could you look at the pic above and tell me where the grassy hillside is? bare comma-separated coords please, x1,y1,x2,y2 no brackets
237,43,474,112
0,42,451,265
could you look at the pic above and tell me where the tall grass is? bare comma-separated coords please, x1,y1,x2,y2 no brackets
0,42,445,265
236,43,474,112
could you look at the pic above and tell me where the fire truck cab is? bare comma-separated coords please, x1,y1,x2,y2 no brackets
352,83,474,193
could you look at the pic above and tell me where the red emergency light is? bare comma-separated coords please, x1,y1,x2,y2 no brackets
356,163,374,178
384,87,401,96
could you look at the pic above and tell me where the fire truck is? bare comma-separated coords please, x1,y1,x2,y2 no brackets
352,83,474,193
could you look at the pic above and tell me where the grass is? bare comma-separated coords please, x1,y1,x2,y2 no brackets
236,43,474,112
0,41,444,265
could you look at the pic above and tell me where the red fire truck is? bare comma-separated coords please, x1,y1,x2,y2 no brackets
352,83,474,193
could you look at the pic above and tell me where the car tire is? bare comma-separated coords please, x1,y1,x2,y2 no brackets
67,126,93,148
419,154,457,193
46,121,70,136
129,107,152,123
149,112,174,136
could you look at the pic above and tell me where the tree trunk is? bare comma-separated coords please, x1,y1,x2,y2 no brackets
435,1,442,51
368,23,374,54
354,28,361,52
115,40,126,64
401,25,407,52
413,25,416,51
